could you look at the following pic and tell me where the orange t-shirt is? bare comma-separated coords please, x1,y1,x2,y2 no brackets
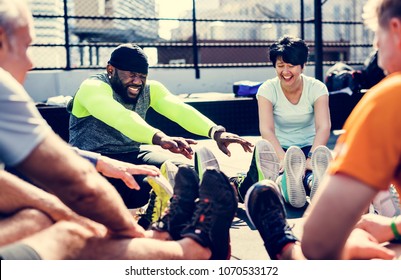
328,72,401,196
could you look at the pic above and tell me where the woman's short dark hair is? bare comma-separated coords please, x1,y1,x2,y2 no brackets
269,35,309,67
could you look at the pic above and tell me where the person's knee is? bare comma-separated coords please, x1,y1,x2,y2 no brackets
20,221,97,260
14,208,54,230
52,221,95,245
0,208,54,247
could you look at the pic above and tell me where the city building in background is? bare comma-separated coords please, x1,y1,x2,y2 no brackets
28,0,158,68
27,0,373,70
163,0,372,65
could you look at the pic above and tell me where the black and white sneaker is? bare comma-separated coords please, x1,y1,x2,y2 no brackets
181,168,238,260
152,165,200,240
245,180,298,260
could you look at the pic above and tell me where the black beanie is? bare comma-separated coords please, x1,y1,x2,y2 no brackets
108,43,149,74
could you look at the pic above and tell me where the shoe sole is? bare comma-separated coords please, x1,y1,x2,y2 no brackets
145,175,174,223
283,146,306,208
160,160,179,188
310,146,333,201
244,179,281,228
145,175,174,197
371,185,401,217
195,146,220,179
255,140,280,182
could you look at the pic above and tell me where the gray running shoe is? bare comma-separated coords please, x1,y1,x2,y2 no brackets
254,139,280,182
310,145,333,201
371,184,401,217
194,146,220,179
233,139,280,203
279,146,306,208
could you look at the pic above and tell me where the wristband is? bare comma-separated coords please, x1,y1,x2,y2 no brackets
209,125,226,140
71,147,101,166
391,216,401,240
307,151,313,159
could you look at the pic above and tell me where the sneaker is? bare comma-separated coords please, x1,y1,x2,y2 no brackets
230,174,249,203
160,160,179,188
310,145,333,201
233,140,280,203
181,168,238,260
153,165,200,240
279,146,306,208
143,173,174,225
137,190,157,229
371,184,401,217
194,146,219,178
254,139,280,182
245,180,298,260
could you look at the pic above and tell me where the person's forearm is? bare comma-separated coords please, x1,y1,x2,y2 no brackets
0,170,53,213
71,147,100,166
310,126,331,152
16,133,136,233
391,215,401,241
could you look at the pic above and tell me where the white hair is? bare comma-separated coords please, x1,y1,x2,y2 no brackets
0,0,32,36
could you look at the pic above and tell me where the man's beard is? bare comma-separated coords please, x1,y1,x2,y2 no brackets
110,74,142,104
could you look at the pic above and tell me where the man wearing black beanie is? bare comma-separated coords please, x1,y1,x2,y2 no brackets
68,43,253,220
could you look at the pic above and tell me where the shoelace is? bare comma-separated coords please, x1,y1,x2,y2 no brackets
163,195,180,219
229,175,245,187
258,207,292,240
188,198,213,233
140,192,156,221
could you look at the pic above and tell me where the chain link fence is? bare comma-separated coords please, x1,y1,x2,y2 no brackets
29,0,374,74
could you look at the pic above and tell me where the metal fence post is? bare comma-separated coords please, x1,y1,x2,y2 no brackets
63,0,71,70
300,0,305,40
192,0,200,79
314,0,323,81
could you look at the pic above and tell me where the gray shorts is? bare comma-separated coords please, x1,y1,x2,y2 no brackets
0,243,41,260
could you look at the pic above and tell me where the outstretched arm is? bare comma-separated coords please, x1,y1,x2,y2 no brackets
150,81,253,156
0,170,105,237
212,129,253,156
355,213,401,244
73,148,160,190
258,96,286,170
16,133,146,238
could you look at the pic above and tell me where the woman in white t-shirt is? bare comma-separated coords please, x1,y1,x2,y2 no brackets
236,35,332,208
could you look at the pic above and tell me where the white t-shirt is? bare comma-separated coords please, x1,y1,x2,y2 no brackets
256,74,328,149
0,68,51,166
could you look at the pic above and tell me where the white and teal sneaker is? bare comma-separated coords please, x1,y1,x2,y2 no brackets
278,146,306,208
310,145,333,201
